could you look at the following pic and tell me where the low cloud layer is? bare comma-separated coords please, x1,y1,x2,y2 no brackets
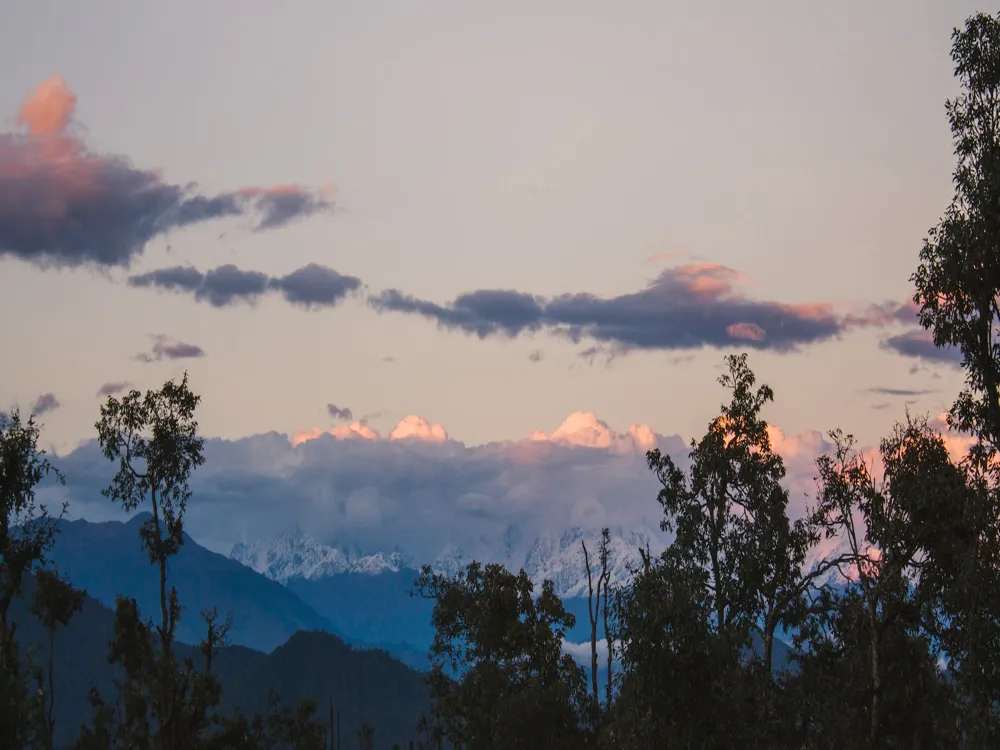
369,263,921,356
47,410,854,567
134,334,205,363
128,263,362,309
31,392,60,416
0,76,333,270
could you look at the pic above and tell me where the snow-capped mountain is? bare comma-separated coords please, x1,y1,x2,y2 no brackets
231,529,404,584
230,524,664,598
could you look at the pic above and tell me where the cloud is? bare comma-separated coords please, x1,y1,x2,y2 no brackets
0,77,333,270
128,263,362,309
389,415,449,443
369,263,904,355
31,393,60,416
866,386,936,397
880,329,963,366
327,404,353,421
47,407,851,575
562,638,609,665
96,382,130,398
529,412,657,454
134,334,205,363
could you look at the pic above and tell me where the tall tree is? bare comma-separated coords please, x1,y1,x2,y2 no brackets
910,12,1000,742
92,372,208,750
0,409,65,748
581,528,611,720
645,354,815,673
912,11,1000,457
790,419,966,747
96,371,205,661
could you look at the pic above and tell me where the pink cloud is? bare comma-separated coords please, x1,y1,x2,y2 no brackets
389,415,449,443
727,322,766,341
16,75,77,137
0,77,334,269
530,412,657,453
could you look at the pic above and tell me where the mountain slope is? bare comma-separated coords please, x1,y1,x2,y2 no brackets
48,514,334,652
10,578,430,748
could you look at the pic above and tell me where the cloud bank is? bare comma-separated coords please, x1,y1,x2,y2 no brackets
0,76,333,269
47,410,856,566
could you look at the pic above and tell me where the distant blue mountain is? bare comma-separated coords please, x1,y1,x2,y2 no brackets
48,514,334,652
287,570,436,651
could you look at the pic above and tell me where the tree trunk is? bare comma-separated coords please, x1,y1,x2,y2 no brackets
581,541,600,716
869,628,881,745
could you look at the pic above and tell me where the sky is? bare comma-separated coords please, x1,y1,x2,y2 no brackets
0,1,983,556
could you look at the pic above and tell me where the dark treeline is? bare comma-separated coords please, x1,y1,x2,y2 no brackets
4,10,1000,750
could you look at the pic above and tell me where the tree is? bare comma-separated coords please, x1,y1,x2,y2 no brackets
912,11,1000,457
910,12,1000,742
803,421,961,746
413,561,591,749
88,372,216,749
581,528,611,721
645,354,820,675
30,568,84,749
610,550,745,749
0,408,65,748
96,371,205,662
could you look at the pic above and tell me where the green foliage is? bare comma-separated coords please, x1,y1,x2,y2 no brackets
414,562,592,749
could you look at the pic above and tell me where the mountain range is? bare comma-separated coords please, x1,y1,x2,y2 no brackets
24,511,837,746
11,569,430,749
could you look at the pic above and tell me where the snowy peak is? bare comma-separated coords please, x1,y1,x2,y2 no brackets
231,524,663,598
230,529,402,583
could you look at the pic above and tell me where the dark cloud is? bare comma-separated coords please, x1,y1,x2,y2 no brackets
129,263,361,310
251,188,335,231
268,263,363,308
134,334,205,363
31,393,60,416
369,264,856,354
96,382,130,398
327,404,353,421
0,77,333,270
866,386,936,397
880,329,963,366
